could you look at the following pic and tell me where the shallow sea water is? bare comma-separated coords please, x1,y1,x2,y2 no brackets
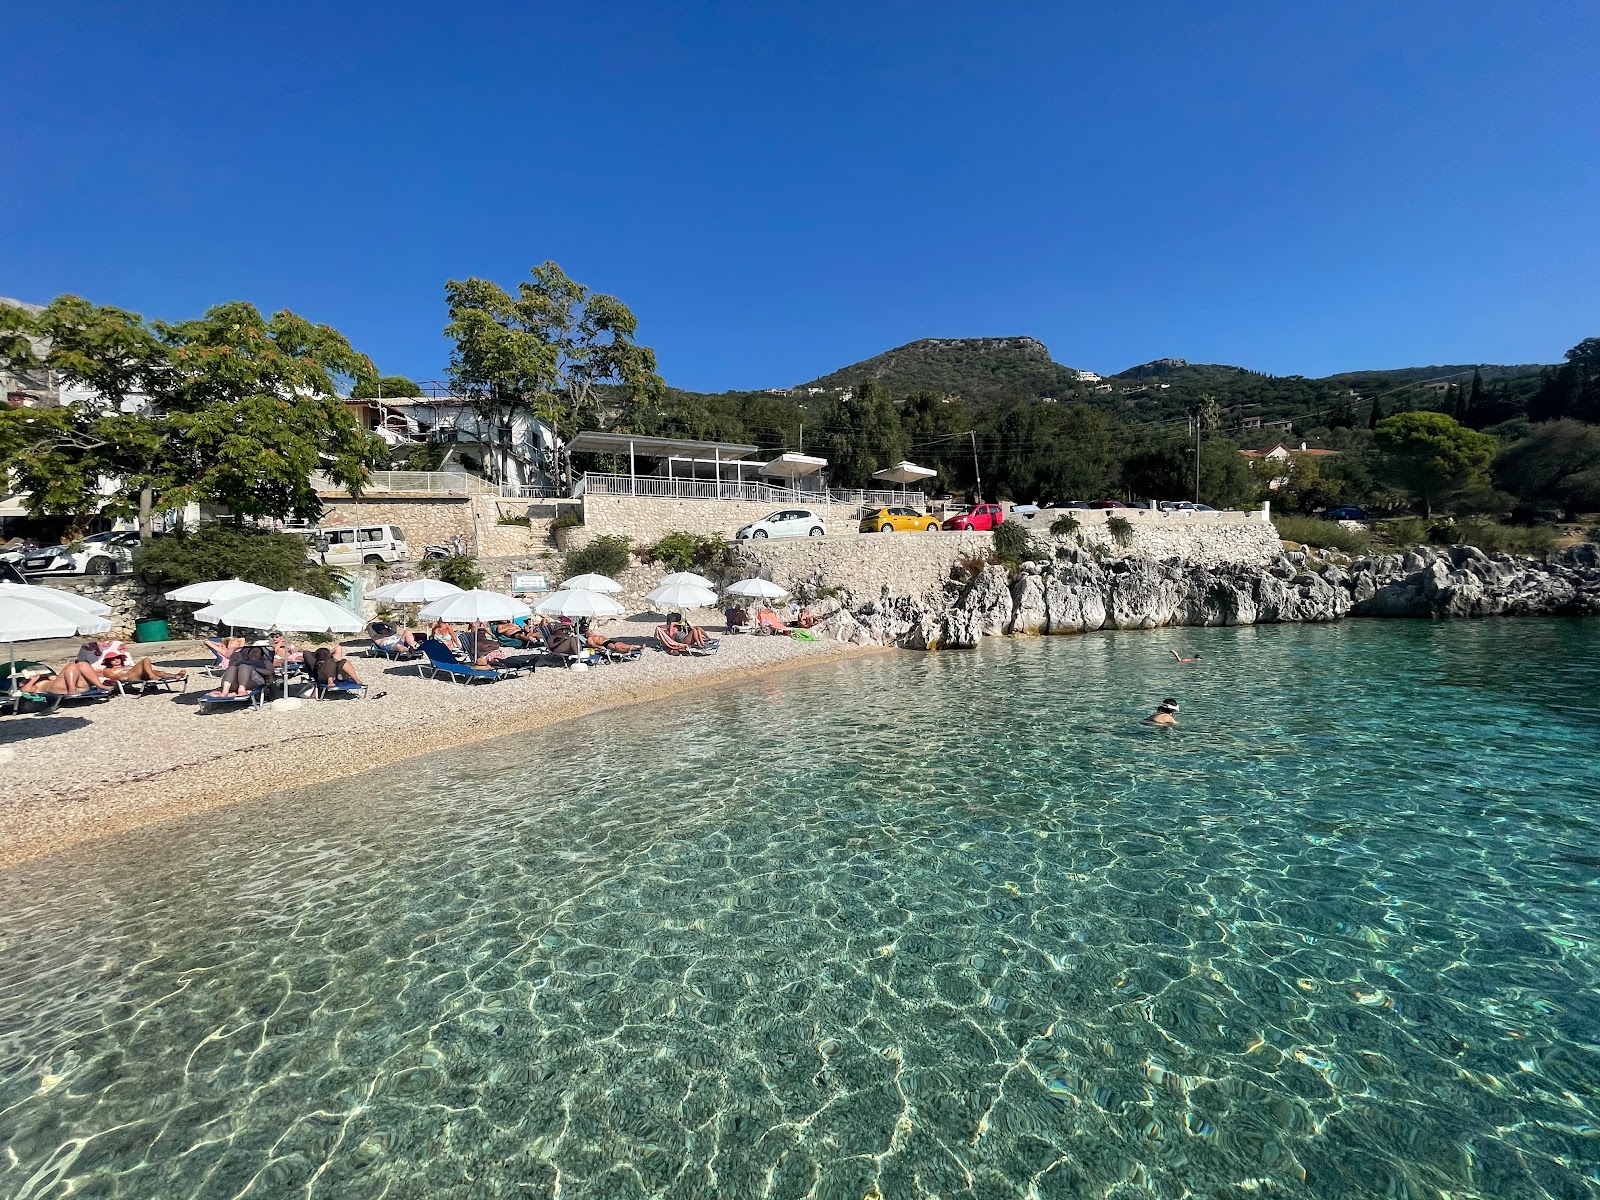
2,619,1598,1200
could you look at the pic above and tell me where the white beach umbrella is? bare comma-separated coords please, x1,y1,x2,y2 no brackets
560,573,623,594
366,578,464,604
416,589,532,624
647,582,719,612
534,589,626,619
163,578,274,605
0,594,114,695
0,581,113,616
724,578,789,600
194,589,365,633
656,571,714,589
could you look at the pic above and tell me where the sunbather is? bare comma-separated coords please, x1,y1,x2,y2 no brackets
209,643,275,696
305,646,365,688
725,605,751,632
78,641,187,684
267,633,303,667
368,620,418,653
667,614,716,649
463,622,507,666
430,619,462,654
206,635,246,666
494,618,541,648
586,629,638,656
546,624,588,658
17,662,109,696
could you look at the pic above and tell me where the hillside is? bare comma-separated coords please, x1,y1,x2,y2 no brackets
799,336,1084,404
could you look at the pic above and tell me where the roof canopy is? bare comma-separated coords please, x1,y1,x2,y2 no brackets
565,431,760,461
761,452,828,480
871,460,938,485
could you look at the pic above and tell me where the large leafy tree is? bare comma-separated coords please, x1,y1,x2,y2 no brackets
820,379,905,488
443,262,664,483
1493,420,1600,520
0,296,384,536
1374,410,1497,517
1122,433,1258,509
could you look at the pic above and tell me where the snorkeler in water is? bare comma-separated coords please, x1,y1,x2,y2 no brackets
1145,698,1180,727
1170,650,1201,664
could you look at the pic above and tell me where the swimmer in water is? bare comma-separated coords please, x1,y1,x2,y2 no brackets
1170,650,1201,663
1145,698,1180,727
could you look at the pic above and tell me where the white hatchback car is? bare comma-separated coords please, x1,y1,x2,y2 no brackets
734,509,827,540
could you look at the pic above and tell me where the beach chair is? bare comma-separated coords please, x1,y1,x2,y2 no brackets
22,686,119,714
315,678,369,701
113,674,190,697
655,626,716,657
198,686,266,711
418,638,521,684
366,622,420,660
541,625,603,668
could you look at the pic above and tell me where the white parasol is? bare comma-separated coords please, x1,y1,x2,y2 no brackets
560,573,623,594
724,578,789,600
0,581,113,616
0,594,114,697
366,578,465,604
416,589,532,624
647,582,719,612
534,589,626,619
163,578,275,605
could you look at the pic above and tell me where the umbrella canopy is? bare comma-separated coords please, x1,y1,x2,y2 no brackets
366,578,464,604
0,594,113,643
656,571,714,589
194,589,364,633
648,581,719,611
416,589,532,624
164,578,274,605
724,578,789,600
534,589,626,619
0,581,113,616
560,573,623,594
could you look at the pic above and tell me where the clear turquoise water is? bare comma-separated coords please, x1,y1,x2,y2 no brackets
2,620,1598,1200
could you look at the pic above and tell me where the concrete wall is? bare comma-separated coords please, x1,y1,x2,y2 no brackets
730,515,1283,605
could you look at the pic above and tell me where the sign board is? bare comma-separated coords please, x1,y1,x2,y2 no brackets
510,572,550,594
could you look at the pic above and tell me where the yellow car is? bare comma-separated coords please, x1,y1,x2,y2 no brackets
859,505,942,533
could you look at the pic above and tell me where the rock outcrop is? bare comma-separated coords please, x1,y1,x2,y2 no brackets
809,543,1600,650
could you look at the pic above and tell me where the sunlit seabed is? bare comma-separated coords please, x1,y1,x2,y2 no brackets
2,619,1598,1200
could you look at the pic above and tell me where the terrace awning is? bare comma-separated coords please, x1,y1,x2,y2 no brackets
871,461,938,486
761,452,828,481
565,431,760,461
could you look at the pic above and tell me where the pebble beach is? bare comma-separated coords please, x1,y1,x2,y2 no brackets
0,619,876,868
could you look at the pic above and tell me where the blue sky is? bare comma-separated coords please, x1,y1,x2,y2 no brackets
6,2,1596,390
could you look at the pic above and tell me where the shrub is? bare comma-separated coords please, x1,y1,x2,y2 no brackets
1454,520,1560,557
992,521,1033,569
550,511,582,533
1271,516,1372,554
427,554,484,591
1106,515,1135,547
1375,517,1430,550
564,534,632,579
496,514,531,527
1049,514,1081,537
642,530,727,571
135,524,346,599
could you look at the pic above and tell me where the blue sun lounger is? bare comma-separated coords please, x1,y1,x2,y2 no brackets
23,687,119,714
315,678,369,700
198,686,266,710
418,638,520,684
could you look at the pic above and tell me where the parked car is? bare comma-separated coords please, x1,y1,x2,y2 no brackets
943,503,1005,531
1157,501,1194,512
1321,505,1370,522
859,506,941,533
735,509,827,539
1060,501,1091,510
1090,499,1128,510
299,524,410,566
1009,503,1042,520
18,531,140,576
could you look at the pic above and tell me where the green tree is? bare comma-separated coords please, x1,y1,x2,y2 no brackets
350,374,423,399
1122,434,1257,509
1492,420,1600,520
821,379,904,488
0,296,385,537
443,262,664,482
1374,411,1497,517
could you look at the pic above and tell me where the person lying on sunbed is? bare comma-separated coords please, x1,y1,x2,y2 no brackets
78,640,187,685
546,624,588,658
666,614,717,649
755,608,793,636
725,605,751,632
494,618,541,648
17,662,111,697
368,621,418,653
305,646,365,689
267,633,303,667
463,622,507,667
429,619,462,654
206,635,245,666
208,643,275,697
586,629,638,656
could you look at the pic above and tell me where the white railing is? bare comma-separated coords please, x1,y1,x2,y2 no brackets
576,473,925,509
314,470,498,496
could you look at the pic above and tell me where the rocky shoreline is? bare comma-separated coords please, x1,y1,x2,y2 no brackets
807,542,1600,649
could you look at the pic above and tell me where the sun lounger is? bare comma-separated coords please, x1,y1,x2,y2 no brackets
21,686,119,714
655,626,716,657
114,675,189,696
315,678,369,700
418,638,521,684
541,626,603,668
198,686,266,710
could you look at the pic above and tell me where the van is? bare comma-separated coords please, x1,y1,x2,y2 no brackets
303,524,410,566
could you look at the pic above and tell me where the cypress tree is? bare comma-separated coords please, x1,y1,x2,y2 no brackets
1368,397,1383,429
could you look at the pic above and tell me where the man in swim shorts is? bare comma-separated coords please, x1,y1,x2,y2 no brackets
1145,698,1180,727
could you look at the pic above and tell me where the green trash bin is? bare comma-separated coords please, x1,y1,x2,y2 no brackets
134,618,170,644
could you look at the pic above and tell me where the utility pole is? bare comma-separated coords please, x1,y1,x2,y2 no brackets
1194,411,1201,504
969,430,983,501
798,424,804,453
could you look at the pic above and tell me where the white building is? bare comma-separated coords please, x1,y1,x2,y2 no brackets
1073,370,1102,383
344,390,563,493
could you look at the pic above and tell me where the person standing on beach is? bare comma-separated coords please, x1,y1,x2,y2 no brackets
1145,698,1180,727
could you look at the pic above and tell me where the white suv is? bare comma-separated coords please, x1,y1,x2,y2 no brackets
734,509,827,540
303,524,411,566
18,531,140,576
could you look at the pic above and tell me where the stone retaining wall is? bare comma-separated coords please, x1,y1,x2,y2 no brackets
319,496,475,551
44,576,206,641
574,494,851,548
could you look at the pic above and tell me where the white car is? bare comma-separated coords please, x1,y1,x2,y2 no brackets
18,530,140,576
1010,503,1042,520
734,508,827,540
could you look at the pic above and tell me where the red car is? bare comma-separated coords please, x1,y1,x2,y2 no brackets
1090,499,1128,509
943,503,1006,531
